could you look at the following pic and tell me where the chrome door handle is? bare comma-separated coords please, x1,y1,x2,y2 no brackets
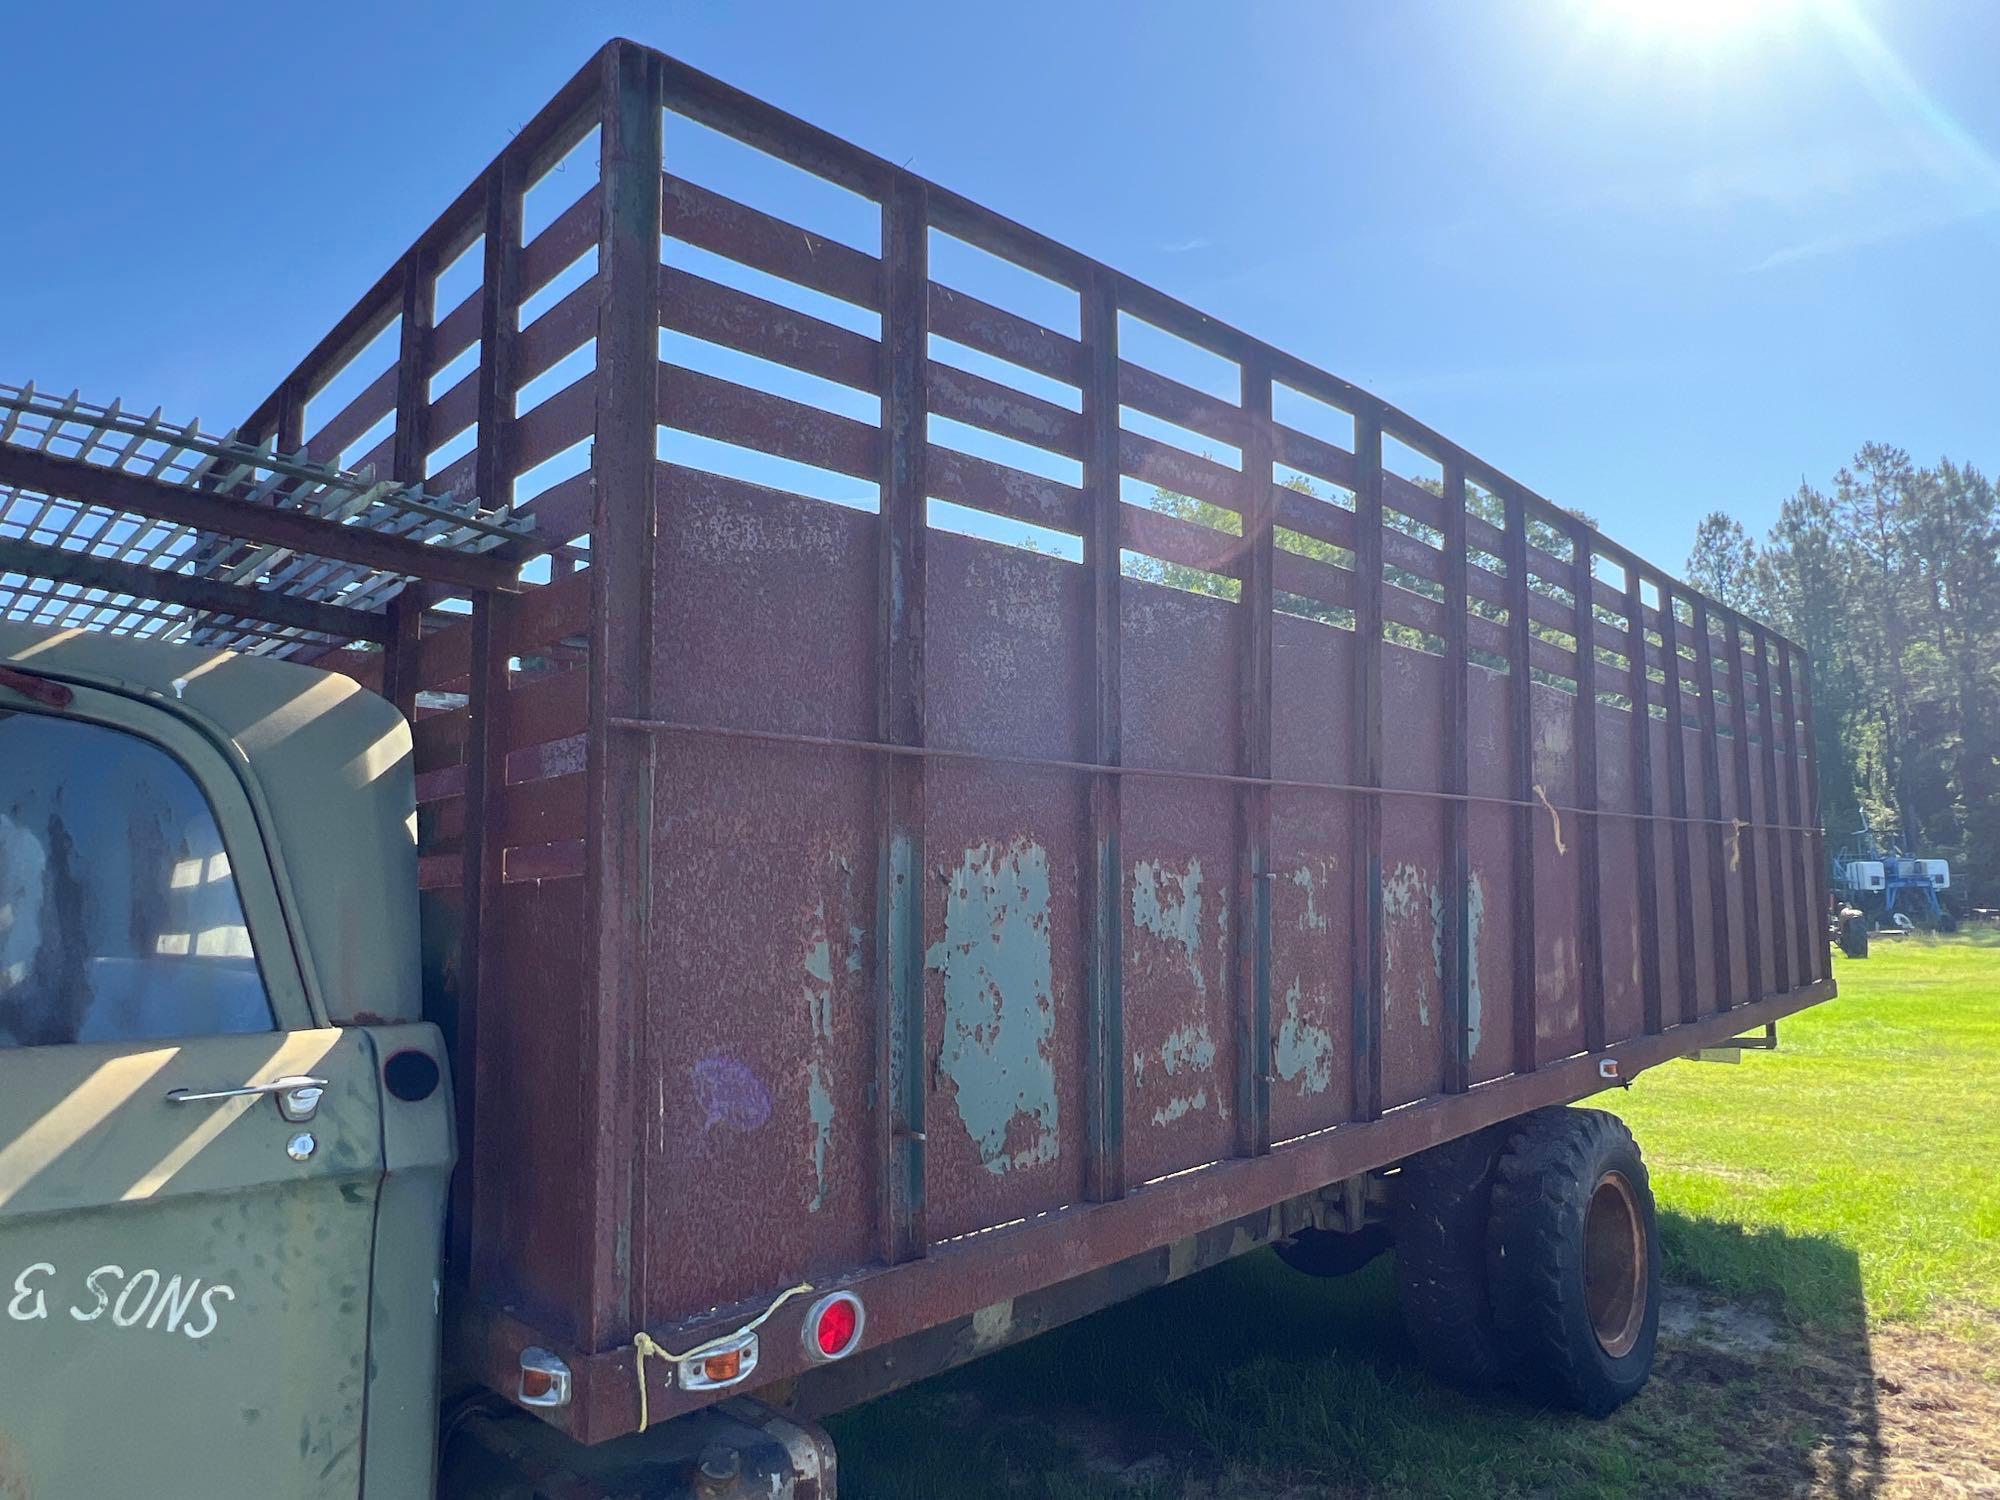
167,1074,328,1122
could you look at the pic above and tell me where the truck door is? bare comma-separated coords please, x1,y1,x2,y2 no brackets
0,684,390,1499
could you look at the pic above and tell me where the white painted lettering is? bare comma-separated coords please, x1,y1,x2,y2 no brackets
111,1267,160,1328
7,1262,52,1321
69,1263,122,1322
181,1283,235,1341
146,1274,204,1333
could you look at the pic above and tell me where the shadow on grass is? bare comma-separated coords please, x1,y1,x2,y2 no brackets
828,1212,1880,1499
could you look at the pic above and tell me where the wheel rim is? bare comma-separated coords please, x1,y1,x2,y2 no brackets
1583,1170,1647,1358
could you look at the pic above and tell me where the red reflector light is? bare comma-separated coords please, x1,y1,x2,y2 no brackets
816,1299,857,1356
803,1291,864,1362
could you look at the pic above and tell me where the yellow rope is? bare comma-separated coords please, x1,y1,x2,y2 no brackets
631,1282,813,1432
1532,784,1566,856
1727,817,1749,871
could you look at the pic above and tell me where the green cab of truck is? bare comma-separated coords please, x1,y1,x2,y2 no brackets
0,622,453,1497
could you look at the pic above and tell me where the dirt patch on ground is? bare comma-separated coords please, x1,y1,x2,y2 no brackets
1654,1289,2000,1498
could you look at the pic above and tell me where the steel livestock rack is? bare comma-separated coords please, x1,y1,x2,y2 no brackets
0,39,1831,1442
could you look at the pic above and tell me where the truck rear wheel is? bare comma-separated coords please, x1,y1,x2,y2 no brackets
1486,1108,1660,1417
1390,1122,1520,1390
1839,909,1870,957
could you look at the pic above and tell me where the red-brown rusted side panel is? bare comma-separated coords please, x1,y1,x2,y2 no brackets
217,39,1837,1444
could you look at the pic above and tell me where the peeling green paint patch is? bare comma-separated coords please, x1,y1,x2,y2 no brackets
1151,1088,1209,1126
1274,978,1333,1094
926,840,1060,1176
1132,856,1206,991
803,901,837,1213
1381,862,1444,1027
1291,862,1331,933
1142,1020,1224,1125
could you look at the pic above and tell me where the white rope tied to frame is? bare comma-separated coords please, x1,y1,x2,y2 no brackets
1727,817,1750,871
631,1282,813,1432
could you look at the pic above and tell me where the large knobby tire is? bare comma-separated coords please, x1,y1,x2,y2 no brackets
1273,1222,1393,1278
1839,910,1870,957
1937,908,1959,934
1391,1121,1522,1390
1486,1108,1661,1417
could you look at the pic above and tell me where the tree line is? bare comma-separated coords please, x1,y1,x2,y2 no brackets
1689,446,1998,906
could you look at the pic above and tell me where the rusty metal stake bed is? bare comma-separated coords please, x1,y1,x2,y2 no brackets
0,38,1831,1500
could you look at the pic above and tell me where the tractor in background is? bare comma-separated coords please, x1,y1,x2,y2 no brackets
1832,823,1956,956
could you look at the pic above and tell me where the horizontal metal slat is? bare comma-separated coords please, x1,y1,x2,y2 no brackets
927,446,1084,534
929,361,1084,457
660,364,879,480
928,284,1083,385
520,185,603,301
1120,501,1246,579
665,174,881,310
663,265,879,390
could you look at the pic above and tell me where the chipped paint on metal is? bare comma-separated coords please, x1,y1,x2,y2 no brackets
1131,856,1205,991
1151,1089,1208,1126
1466,873,1486,1056
1144,1020,1223,1125
1291,863,1330,933
970,1298,1015,1351
1274,978,1333,1094
803,900,837,1213
1381,862,1447,1027
926,840,1060,1176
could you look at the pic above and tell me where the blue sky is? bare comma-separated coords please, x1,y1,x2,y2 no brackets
3,0,1995,576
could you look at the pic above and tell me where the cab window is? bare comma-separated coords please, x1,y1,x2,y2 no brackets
0,709,276,1047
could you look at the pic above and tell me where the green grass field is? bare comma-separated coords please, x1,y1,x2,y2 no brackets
829,934,2000,1498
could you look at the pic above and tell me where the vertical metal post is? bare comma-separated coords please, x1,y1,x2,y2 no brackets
274,382,306,461
1570,522,1604,1053
1081,272,1125,1203
875,173,929,1264
1691,598,1734,1012
1349,412,1384,1121
1657,586,1697,1025
1235,360,1274,1156
1794,644,1829,982
580,43,662,1346
461,155,526,1284
1440,456,1471,1092
1776,637,1811,987
385,253,436,718
1624,566,1663,1036
1724,613,1763,1004
1502,487,1538,1073
1754,626,1791,994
